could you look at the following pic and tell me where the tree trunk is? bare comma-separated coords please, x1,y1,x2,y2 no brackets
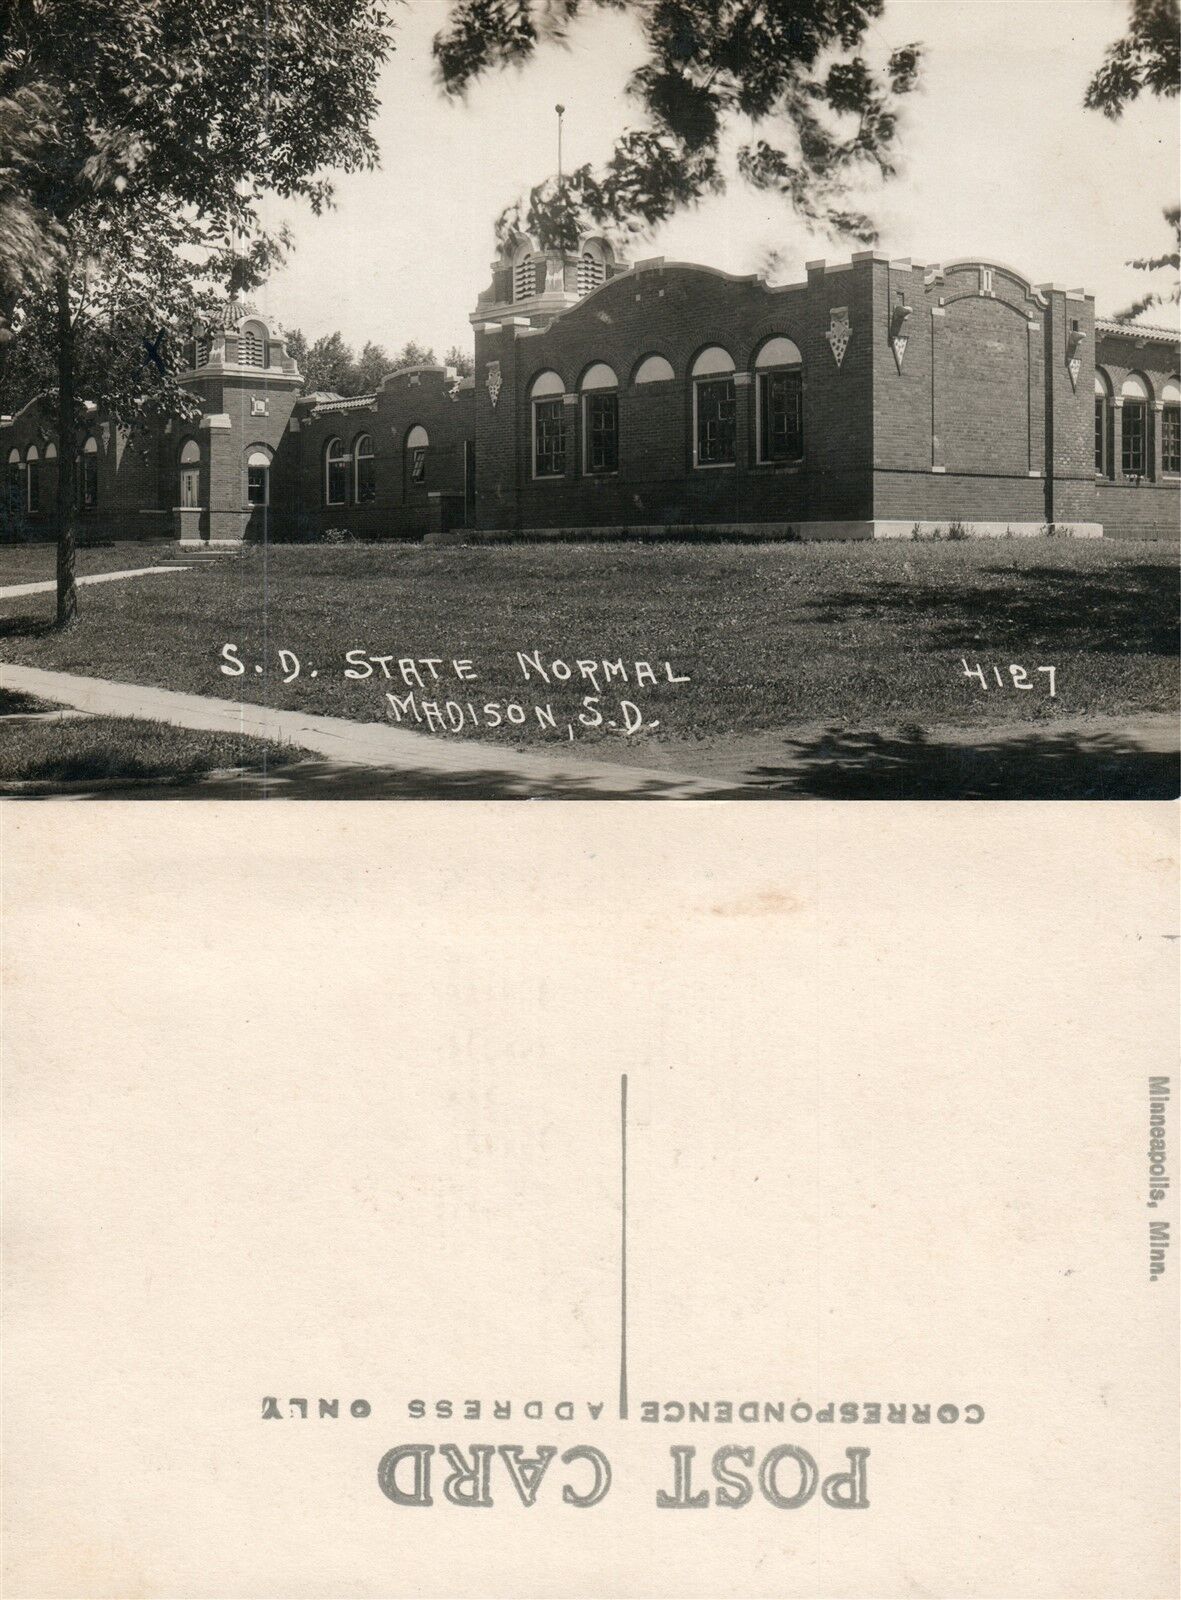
54,269,77,626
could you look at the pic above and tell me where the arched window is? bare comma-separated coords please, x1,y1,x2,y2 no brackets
405,424,429,485
1094,371,1113,478
754,337,804,464
691,347,736,467
6,447,21,511
246,446,271,507
353,433,376,502
325,437,347,506
81,434,99,509
1162,377,1181,476
240,320,267,367
179,439,200,508
530,371,566,479
25,445,40,512
1120,373,1151,477
633,354,675,385
580,363,619,475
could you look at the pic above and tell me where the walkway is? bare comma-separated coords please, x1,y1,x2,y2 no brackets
0,566,189,601
0,663,752,799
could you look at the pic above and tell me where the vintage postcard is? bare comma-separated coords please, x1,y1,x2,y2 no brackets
0,0,1177,799
2,804,1178,1597
2,1,1180,1598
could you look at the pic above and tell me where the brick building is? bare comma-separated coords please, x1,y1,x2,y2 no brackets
2,237,1178,544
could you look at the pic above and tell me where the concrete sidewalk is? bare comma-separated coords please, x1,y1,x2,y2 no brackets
0,662,752,799
0,566,189,600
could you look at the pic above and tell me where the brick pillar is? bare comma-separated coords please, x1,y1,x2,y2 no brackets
563,393,579,483
472,322,520,532
1151,402,1164,481
930,307,946,472
1111,398,1124,480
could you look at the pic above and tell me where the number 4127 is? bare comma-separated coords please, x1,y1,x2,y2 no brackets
960,661,1057,696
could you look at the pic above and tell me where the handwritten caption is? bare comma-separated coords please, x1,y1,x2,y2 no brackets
960,660,1057,695
219,645,691,739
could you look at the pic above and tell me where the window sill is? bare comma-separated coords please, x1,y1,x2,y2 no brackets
693,461,736,471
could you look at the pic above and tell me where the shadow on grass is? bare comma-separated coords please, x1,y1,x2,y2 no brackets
0,757,755,801
0,613,59,641
6,729,1177,799
0,686,56,714
742,725,1180,799
806,561,1180,656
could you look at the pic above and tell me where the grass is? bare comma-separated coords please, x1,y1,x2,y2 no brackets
0,710,303,786
0,538,1176,749
0,539,174,588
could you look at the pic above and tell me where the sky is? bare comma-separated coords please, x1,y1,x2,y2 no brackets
258,0,1180,359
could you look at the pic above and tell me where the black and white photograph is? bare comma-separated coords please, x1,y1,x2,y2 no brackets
2,7,1179,1598
1,0,1177,798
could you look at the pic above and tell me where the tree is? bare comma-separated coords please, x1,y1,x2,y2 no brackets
395,339,437,369
433,0,922,251
1084,0,1179,117
1084,0,1180,319
354,339,395,393
1116,204,1181,322
279,330,445,394
445,344,475,378
1,0,391,623
302,331,358,394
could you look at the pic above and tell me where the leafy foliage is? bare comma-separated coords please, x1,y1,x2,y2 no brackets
1114,205,1181,321
1084,0,1179,117
1084,2,1180,320
280,331,459,395
434,0,922,249
0,0,392,616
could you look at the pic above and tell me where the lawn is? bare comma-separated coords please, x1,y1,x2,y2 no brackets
0,703,304,787
0,538,1176,751
0,539,174,588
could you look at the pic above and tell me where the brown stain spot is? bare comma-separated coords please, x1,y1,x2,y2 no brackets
708,888,803,918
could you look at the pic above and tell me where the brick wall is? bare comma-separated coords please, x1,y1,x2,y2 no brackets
472,258,876,533
292,369,473,540
3,253,1175,546
1093,327,1180,540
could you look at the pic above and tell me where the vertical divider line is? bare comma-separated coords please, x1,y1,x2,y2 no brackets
620,1072,628,1421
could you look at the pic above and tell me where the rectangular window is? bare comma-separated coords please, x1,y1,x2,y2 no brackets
1163,405,1181,475
81,453,98,508
26,463,40,513
1094,397,1106,474
409,449,427,484
759,370,803,462
695,378,736,466
247,466,268,506
357,457,376,501
584,392,618,474
326,460,347,505
533,399,566,478
1122,401,1147,476
180,468,199,508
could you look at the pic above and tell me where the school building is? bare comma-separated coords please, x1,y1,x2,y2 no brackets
2,236,1178,545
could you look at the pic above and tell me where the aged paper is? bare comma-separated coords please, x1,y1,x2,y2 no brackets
3,803,1177,1598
